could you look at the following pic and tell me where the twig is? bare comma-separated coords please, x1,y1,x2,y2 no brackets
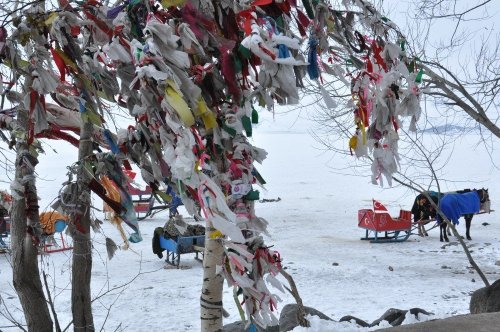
443,219,489,286
42,271,62,332
0,294,28,331
98,289,124,332
279,269,310,328
233,287,246,324
0,0,45,27
62,256,162,332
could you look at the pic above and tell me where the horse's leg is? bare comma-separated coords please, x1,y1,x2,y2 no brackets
465,214,473,240
419,223,428,236
447,222,452,236
440,223,449,242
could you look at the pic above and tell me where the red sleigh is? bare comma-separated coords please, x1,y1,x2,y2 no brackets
358,200,412,243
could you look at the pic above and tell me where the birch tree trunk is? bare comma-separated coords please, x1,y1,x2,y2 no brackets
11,105,53,331
71,121,95,331
200,218,225,332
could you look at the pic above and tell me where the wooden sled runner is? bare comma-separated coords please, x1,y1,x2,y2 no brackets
358,200,412,243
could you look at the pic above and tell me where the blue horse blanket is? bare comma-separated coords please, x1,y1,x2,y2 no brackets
437,191,480,225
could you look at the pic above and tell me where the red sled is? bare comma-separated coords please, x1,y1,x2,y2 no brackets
358,200,412,243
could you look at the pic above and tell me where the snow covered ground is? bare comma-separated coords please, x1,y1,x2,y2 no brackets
1,112,499,331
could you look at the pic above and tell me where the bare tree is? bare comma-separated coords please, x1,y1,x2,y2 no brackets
304,0,499,170
401,1,500,141
301,0,495,289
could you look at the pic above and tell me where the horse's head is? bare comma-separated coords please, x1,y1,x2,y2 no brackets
477,188,491,213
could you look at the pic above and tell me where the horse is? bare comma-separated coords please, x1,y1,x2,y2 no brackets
411,192,439,236
437,188,490,242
